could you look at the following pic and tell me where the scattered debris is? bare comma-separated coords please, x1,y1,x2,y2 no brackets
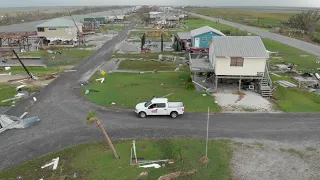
0,72,12,76
0,114,40,134
315,73,320,80
277,80,297,88
64,70,77,73
140,163,161,168
4,67,11,70
174,67,179,72
16,85,26,91
85,89,99,95
271,73,281,77
33,97,37,102
111,102,116,105
85,90,90,95
79,81,89,86
19,112,28,119
96,78,105,83
41,157,60,170
137,172,148,179
101,70,106,75
140,72,145,74
1,97,22,103
202,94,207,96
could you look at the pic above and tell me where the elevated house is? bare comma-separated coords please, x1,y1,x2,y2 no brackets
189,36,272,97
36,18,83,45
190,26,225,50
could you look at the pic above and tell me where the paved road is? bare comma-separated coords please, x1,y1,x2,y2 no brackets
0,9,127,33
0,23,320,171
188,12,320,57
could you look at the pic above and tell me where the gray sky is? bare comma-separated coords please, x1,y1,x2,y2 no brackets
1,0,320,8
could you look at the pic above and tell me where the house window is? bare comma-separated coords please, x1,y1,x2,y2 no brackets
230,57,244,67
37,27,44,32
48,28,57,30
202,37,207,42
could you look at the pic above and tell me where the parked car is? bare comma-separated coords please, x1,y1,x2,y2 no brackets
135,98,184,118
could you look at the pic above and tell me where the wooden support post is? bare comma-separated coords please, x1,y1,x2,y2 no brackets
215,76,218,92
238,78,242,92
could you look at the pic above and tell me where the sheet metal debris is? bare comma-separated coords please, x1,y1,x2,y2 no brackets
96,77,105,83
277,80,297,88
16,85,26,91
140,163,161,168
41,157,60,170
0,114,40,134
4,67,11,70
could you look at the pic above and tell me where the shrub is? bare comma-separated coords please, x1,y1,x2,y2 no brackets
186,75,193,83
312,32,320,43
185,82,195,90
221,29,231,35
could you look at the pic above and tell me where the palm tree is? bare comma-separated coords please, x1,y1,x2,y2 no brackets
86,110,120,159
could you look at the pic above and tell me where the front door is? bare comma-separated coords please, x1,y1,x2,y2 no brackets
195,38,200,48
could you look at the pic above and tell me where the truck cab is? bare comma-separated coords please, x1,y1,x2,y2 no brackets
135,98,184,118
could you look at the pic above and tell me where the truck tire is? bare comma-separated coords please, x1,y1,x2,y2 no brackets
139,111,147,118
170,111,178,119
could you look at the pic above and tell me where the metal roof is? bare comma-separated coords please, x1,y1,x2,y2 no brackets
177,32,191,40
190,26,225,37
36,18,82,28
211,36,270,58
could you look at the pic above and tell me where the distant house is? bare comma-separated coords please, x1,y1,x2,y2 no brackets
84,17,105,24
190,26,225,48
36,18,83,42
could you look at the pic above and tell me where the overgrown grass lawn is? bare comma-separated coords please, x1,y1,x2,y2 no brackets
118,60,188,71
0,139,233,180
263,38,320,70
84,72,220,112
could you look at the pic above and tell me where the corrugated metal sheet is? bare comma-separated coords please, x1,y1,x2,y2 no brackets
177,32,191,40
211,36,269,58
190,26,225,37
36,18,82,28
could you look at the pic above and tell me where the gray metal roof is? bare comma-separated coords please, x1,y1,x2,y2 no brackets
211,36,269,58
190,26,225,37
177,32,191,40
36,18,82,28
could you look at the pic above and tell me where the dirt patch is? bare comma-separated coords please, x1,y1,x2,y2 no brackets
199,156,209,166
101,146,110,152
140,146,147,150
158,169,197,180
232,139,320,180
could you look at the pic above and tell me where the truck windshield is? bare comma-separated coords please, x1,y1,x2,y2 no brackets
144,101,152,107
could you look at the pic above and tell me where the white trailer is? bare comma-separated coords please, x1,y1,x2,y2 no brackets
135,98,184,118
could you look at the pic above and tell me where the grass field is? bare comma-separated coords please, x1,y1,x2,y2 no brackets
0,83,40,106
0,139,232,180
273,85,320,112
0,67,61,75
263,39,320,71
98,25,126,33
22,49,94,66
186,8,293,29
118,60,188,71
113,51,185,59
84,72,220,112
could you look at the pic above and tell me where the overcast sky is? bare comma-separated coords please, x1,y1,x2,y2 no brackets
1,0,320,8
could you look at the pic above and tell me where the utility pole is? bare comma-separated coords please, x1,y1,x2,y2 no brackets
205,107,209,157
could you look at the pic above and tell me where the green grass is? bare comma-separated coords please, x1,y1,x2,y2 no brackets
98,25,126,32
0,83,41,106
0,67,61,75
306,147,316,151
84,72,220,112
113,51,185,59
273,86,320,112
0,139,233,180
118,60,188,71
186,8,293,29
280,148,304,158
22,50,94,66
263,38,320,71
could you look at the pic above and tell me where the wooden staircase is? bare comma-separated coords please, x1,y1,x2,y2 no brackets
260,65,273,97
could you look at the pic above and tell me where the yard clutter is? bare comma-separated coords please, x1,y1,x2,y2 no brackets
41,157,60,170
277,80,297,88
0,114,40,134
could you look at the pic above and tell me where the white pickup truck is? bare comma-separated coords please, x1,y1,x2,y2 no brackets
135,98,184,118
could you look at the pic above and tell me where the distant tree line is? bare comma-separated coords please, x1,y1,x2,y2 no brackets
0,6,128,26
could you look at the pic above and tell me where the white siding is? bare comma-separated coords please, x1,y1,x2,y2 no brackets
209,42,216,69
37,25,82,41
215,57,266,76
